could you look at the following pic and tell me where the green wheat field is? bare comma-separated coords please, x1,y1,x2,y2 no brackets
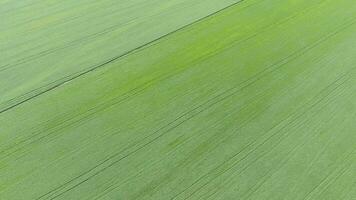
1,0,356,199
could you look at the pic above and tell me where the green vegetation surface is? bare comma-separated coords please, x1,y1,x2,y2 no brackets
1,0,356,199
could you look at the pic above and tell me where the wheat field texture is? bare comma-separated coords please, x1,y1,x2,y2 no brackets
1,0,356,199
